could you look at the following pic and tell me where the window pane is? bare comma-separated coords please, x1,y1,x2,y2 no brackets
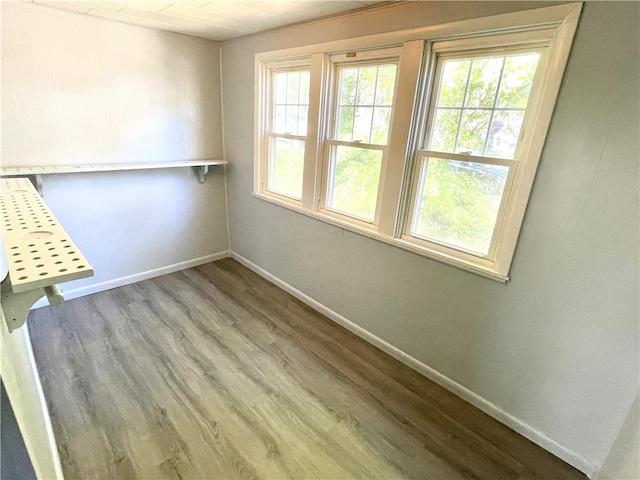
356,67,377,105
340,68,358,105
272,70,310,135
275,73,287,104
274,106,286,133
375,65,396,105
497,54,539,108
335,63,397,145
337,107,354,141
285,106,298,134
299,71,310,104
486,110,525,158
431,108,461,152
456,109,491,155
412,157,508,254
465,57,503,108
287,72,300,104
353,107,373,143
429,52,539,158
371,107,392,144
269,137,305,199
298,106,309,136
327,146,382,221
438,60,470,107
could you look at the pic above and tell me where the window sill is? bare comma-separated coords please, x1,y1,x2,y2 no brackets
253,192,509,283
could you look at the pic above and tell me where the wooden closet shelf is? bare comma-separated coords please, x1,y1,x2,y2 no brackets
0,160,227,176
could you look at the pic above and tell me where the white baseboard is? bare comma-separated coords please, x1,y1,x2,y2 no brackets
230,251,595,477
32,251,231,309
27,248,594,475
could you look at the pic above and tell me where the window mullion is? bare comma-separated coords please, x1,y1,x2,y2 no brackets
351,68,360,141
481,58,506,156
367,68,380,143
451,61,472,153
301,53,328,211
377,40,425,237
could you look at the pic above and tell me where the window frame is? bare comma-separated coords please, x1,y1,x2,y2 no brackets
255,58,312,205
253,3,583,281
318,48,402,227
400,37,551,266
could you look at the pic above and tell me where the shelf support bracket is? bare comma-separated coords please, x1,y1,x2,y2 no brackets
1,276,64,333
193,165,209,183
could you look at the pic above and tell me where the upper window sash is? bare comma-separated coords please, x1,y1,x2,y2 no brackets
424,47,544,161
326,48,401,150
269,68,311,136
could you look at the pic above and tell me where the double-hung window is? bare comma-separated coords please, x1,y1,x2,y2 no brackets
322,49,400,225
261,62,311,201
402,39,546,271
254,3,582,281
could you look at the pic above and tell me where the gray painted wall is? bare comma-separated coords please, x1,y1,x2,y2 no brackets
1,382,37,480
1,3,229,295
222,1,639,471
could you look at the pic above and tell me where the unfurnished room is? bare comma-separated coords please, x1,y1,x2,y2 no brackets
0,1,638,479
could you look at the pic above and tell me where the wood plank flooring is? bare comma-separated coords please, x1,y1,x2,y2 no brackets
28,258,586,480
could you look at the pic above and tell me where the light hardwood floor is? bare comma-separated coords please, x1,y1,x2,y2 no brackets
28,259,586,480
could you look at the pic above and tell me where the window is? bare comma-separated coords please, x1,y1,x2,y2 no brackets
405,49,541,257
261,62,311,201
322,50,399,224
254,4,582,281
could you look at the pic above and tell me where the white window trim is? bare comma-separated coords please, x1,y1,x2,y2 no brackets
401,34,552,268
319,48,402,226
254,3,582,282
254,58,312,205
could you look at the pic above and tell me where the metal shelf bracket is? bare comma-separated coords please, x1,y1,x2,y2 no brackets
193,165,209,183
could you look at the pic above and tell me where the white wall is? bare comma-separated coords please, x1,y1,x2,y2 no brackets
222,1,639,474
1,2,229,296
2,2,223,167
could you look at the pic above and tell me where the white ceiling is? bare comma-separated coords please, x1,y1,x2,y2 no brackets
26,0,391,41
